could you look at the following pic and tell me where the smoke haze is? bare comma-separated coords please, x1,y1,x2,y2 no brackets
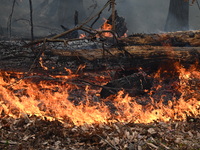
0,0,200,39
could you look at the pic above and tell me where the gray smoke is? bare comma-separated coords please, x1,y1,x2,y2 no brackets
0,0,200,39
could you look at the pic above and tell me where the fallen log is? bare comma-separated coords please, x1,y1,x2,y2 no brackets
51,45,200,61
0,30,200,75
0,42,199,75
120,30,200,47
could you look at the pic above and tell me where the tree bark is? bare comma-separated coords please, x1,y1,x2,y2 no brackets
165,0,189,32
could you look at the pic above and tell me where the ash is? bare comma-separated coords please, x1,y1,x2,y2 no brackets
47,39,111,51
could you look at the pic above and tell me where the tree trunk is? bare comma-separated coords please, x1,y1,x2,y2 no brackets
57,0,85,27
165,0,189,32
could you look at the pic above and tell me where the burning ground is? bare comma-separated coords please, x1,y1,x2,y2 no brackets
1,1,200,149
1,27,200,149
0,43,200,149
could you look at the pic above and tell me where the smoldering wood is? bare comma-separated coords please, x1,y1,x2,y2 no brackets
27,29,200,48
122,30,200,47
0,30,200,75
0,43,199,76
107,11,127,37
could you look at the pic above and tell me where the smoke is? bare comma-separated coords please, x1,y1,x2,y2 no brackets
0,0,200,39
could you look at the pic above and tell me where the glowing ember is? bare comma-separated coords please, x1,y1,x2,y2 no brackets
0,63,200,126
79,33,86,39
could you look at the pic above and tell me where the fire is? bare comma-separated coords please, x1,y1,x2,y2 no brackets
100,19,113,37
78,18,114,38
0,62,200,126
79,33,86,39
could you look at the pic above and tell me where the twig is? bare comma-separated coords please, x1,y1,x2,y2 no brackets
89,0,111,28
26,0,111,46
96,134,119,150
90,11,102,28
28,39,47,73
51,1,111,40
0,140,18,145
146,142,159,149
90,0,111,28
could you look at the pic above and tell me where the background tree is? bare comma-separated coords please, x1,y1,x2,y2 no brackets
35,0,85,27
165,0,189,32
56,0,85,27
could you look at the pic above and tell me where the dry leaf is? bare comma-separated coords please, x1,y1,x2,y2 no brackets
175,137,182,143
147,128,157,135
146,142,159,149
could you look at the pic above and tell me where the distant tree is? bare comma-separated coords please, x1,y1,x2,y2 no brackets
57,0,85,27
165,0,189,32
35,0,85,27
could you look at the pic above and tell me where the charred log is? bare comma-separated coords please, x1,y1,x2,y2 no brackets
0,42,200,75
122,30,200,47
100,71,152,98
0,30,200,75
107,11,127,37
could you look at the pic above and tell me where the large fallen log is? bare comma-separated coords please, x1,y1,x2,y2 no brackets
0,44,199,75
51,45,200,61
0,30,200,75
120,30,200,47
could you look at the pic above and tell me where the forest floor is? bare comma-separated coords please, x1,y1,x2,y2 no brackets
0,115,200,150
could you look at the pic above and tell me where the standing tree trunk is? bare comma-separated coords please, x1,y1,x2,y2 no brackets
57,0,85,27
165,0,189,32
35,0,86,28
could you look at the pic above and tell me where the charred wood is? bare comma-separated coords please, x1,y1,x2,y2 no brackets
100,71,152,98
0,30,200,75
122,30,200,47
106,11,127,37
0,41,200,75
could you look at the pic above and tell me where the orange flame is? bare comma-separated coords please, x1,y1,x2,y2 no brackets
79,33,86,39
100,19,113,37
79,18,114,38
0,63,200,126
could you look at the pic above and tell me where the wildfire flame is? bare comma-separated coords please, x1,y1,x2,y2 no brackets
79,33,86,39
100,19,113,37
0,62,200,126
79,18,114,39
